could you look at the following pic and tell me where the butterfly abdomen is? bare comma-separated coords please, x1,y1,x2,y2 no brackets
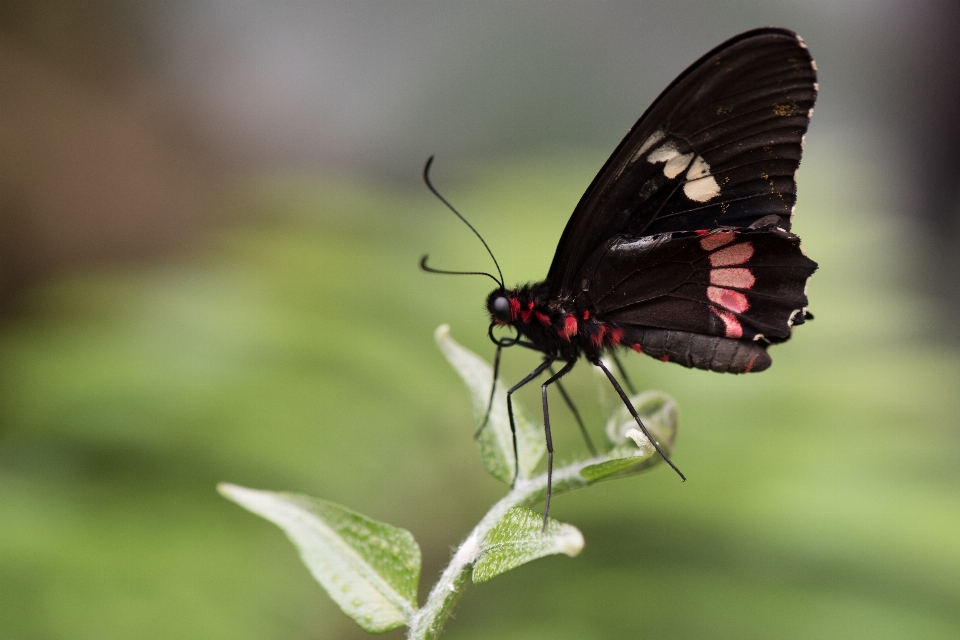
624,327,771,373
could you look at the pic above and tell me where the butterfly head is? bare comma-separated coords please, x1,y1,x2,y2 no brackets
486,288,515,326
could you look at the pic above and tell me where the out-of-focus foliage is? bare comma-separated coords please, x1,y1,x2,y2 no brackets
1,144,959,639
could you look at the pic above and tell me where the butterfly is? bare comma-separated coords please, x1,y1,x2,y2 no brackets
423,27,818,523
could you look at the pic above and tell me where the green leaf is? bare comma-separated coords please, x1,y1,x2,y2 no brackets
471,507,584,583
219,483,420,633
604,390,678,450
579,449,655,482
581,391,679,483
435,325,545,483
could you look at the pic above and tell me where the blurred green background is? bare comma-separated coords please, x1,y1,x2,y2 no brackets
2,1,959,639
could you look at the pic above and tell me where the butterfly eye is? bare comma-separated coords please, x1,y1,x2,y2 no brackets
491,296,512,323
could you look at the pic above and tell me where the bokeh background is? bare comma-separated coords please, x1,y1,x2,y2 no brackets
2,1,959,638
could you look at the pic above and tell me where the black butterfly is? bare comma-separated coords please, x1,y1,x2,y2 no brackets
424,27,818,522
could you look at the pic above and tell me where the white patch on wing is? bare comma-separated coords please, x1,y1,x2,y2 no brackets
807,107,815,119
647,142,678,165
647,143,694,179
665,152,694,179
811,59,818,71
686,156,711,180
682,155,720,201
813,82,819,92
684,176,721,202
633,130,665,162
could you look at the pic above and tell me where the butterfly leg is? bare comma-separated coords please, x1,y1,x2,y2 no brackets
478,331,546,438
476,342,504,438
610,351,637,395
506,356,556,485
540,359,577,530
548,365,597,456
593,359,686,481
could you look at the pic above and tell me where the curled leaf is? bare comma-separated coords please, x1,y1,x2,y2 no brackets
605,390,678,450
472,507,584,583
580,391,679,483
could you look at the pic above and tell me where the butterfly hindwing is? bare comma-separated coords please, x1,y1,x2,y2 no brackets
547,28,817,297
577,225,816,344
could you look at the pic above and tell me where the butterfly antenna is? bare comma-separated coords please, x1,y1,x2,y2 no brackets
419,255,501,286
423,156,504,288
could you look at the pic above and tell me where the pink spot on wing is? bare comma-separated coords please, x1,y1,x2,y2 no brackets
711,307,743,338
509,298,521,320
608,327,624,346
699,231,736,251
632,343,643,354
709,242,754,266
707,286,749,313
560,315,578,340
710,267,755,289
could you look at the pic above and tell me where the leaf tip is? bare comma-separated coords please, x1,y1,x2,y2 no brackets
554,526,585,558
624,428,653,450
434,324,451,344
217,482,245,501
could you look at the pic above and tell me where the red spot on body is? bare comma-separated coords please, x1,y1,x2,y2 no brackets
520,300,535,323
608,327,625,346
743,355,759,373
582,310,590,320
560,315,578,340
696,229,710,236
535,311,551,326
632,343,643,354
591,324,607,348
660,354,670,362
509,298,521,320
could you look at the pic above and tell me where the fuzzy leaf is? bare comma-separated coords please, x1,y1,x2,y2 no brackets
435,325,545,483
604,390,678,449
581,391,679,483
219,483,420,633
471,507,584,583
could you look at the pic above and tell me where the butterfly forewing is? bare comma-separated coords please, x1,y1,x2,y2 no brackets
547,28,817,298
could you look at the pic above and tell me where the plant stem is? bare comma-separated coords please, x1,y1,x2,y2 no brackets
406,462,591,640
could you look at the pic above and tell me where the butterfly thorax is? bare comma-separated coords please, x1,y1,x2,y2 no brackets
486,283,628,362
